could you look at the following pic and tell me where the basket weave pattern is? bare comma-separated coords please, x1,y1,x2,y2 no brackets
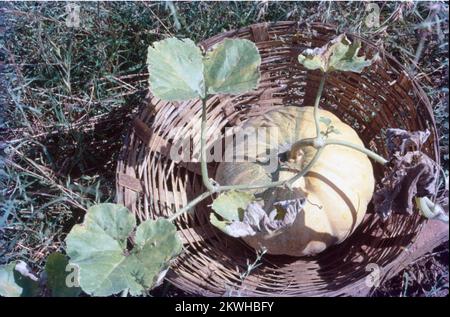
116,22,439,296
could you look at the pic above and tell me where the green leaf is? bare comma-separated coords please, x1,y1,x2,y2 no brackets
0,262,40,297
204,38,261,95
147,38,205,101
211,190,255,222
65,203,182,296
298,34,373,73
147,37,261,102
45,252,81,297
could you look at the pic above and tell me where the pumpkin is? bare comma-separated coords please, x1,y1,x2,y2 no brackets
215,106,375,256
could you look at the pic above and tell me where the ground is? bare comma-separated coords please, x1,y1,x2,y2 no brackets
0,1,448,297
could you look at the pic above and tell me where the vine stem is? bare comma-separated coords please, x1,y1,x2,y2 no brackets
287,147,324,187
168,147,324,221
200,98,215,191
286,138,388,166
314,74,327,138
324,139,388,165
168,190,213,222
291,69,388,166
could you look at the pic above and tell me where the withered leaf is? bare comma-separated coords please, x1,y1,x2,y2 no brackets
227,198,306,237
386,128,431,156
374,128,439,219
297,34,374,73
211,197,305,238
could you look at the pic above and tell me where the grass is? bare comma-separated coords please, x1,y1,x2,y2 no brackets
0,1,448,296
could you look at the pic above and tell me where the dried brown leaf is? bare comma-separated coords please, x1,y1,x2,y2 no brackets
374,128,439,219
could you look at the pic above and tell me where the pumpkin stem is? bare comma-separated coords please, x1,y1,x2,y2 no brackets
323,139,388,165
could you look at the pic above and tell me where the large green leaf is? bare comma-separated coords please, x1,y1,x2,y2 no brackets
0,262,40,297
65,203,182,296
204,38,261,95
147,37,261,101
147,38,205,100
45,252,82,297
211,190,255,222
298,34,373,73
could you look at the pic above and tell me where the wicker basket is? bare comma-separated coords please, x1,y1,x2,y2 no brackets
116,22,440,296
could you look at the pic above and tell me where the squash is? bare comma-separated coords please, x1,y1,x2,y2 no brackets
215,106,375,256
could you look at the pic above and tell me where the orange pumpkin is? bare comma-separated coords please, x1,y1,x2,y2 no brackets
215,106,375,256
